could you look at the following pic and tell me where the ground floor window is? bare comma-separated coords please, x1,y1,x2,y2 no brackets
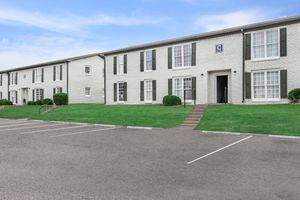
144,80,153,102
252,70,280,100
35,89,44,101
53,87,62,95
118,82,125,102
85,87,91,96
173,77,192,101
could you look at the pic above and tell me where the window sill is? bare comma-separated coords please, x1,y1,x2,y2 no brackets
144,70,153,73
251,57,280,62
85,95,91,97
172,66,192,71
85,74,92,76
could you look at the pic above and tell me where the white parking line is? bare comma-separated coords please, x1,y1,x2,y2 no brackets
187,136,253,165
51,127,118,137
0,123,65,133
20,125,88,135
0,122,44,128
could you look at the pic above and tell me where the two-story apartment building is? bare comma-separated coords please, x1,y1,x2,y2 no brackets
0,53,105,105
103,15,300,105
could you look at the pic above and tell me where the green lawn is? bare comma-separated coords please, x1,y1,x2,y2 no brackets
0,104,192,128
196,104,300,136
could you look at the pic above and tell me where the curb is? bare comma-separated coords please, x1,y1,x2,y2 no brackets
126,126,154,130
201,130,300,140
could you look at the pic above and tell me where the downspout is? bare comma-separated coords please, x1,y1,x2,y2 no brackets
103,56,106,104
241,29,245,103
66,61,69,103
6,72,10,101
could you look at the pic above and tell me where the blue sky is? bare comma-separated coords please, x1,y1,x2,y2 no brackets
0,0,299,70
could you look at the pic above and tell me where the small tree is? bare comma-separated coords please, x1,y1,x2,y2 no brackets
53,93,68,105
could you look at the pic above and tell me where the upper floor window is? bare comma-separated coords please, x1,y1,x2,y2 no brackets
118,55,124,75
252,29,279,60
53,65,62,81
145,50,153,71
85,66,91,75
10,72,18,85
173,43,192,68
113,55,127,75
35,68,43,83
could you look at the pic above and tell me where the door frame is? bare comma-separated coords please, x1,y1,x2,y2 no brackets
216,75,228,103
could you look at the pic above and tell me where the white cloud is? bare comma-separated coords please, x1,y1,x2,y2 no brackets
0,6,165,35
0,35,104,70
195,9,276,31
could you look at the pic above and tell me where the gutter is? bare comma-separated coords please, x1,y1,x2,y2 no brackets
6,72,9,101
241,29,245,103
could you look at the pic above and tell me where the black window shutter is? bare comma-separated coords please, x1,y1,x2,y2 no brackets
8,74,10,85
168,47,172,69
8,91,10,101
124,55,127,74
53,88,56,95
191,43,196,66
152,50,156,70
245,72,251,99
113,56,117,75
32,90,35,101
0,74,2,86
41,89,44,99
168,79,172,95
140,81,144,101
15,72,18,85
60,65,63,80
124,82,127,101
113,83,117,102
192,77,196,100
16,91,18,104
32,70,35,83
280,70,288,98
140,52,144,72
280,28,287,57
41,68,44,83
53,66,56,81
245,34,251,60
152,80,156,101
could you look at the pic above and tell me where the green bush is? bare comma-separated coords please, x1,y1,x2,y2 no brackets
53,93,68,105
0,99,13,105
35,100,43,105
27,101,35,105
162,95,182,106
42,98,53,105
288,88,300,103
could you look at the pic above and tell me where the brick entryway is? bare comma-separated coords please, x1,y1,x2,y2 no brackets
182,104,208,128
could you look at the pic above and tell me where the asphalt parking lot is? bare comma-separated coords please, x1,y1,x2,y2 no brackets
0,119,299,200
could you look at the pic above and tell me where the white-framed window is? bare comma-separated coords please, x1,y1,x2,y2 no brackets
144,79,153,102
252,70,280,101
53,87,62,95
10,72,17,85
85,87,91,96
54,65,62,81
35,89,44,100
85,66,91,75
173,43,192,68
35,68,42,83
117,82,125,102
252,29,279,60
173,77,192,101
145,50,153,71
118,55,124,75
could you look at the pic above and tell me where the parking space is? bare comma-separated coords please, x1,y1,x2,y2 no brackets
0,119,299,200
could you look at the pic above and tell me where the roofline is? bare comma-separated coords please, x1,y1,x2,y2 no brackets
103,14,300,55
0,52,104,73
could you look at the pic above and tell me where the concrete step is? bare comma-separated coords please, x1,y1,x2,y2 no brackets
182,121,199,125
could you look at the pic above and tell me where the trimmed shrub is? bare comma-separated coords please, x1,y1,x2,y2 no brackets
0,99,13,105
53,93,68,105
288,88,300,103
162,95,182,106
27,101,35,105
42,98,53,105
35,100,43,105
